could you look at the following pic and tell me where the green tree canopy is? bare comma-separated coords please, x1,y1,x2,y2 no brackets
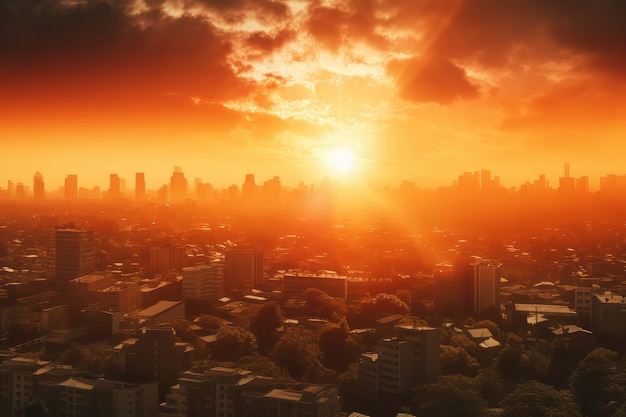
303,288,347,320
411,374,486,417
318,320,361,372
248,301,284,354
500,380,582,417
440,344,480,377
570,348,626,417
24,398,50,417
270,326,321,380
210,326,257,362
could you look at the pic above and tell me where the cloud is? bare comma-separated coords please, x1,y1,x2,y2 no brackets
387,56,479,104
245,29,296,54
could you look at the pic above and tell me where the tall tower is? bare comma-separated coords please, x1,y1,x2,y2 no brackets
135,172,146,200
64,175,78,201
48,228,96,280
169,167,188,203
33,171,45,201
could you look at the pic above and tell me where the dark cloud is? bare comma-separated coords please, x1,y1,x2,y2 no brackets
380,0,626,75
387,57,479,104
191,0,290,22
0,0,254,110
245,29,295,54
305,0,388,53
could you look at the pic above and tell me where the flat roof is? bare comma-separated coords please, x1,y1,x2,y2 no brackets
59,378,95,390
514,303,577,315
137,300,182,317
594,294,626,304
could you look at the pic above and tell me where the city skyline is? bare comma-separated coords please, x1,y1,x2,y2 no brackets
2,1,626,189
1,163,625,197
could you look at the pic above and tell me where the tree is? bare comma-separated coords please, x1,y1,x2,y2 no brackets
570,348,626,417
236,353,291,380
500,380,582,417
303,288,347,320
411,374,486,417
210,326,257,362
271,327,321,380
193,315,226,331
478,367,505,407
440,344,480,377
367,293,410,316
302,358,337,385
318,320,361,372
248,302,284,354
24,398,50,417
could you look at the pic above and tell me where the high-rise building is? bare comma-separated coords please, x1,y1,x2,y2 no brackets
242,173,256,199
182,261,223,302
473,260,501,314
169,166,188,203
559,162,576,192
434,259,501,317
48,228,95,280
6,180,14,199
33,171,44,201
15,183,25,199
64,174,78,201
135,172,146,200
433,262,473,318
224,250,263,293
109,173,121,198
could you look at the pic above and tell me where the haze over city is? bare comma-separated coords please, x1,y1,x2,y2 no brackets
3,1,626,417
2,0,626,188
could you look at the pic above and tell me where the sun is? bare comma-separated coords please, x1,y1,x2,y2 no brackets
326,148,355,173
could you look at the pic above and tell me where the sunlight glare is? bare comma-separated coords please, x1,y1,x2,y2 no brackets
326,148,355,174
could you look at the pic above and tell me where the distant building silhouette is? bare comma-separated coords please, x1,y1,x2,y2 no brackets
48,228,96,280
15,183,25,199
242,173,256,200
169,166,188,203
33,171,44,201
64,174,78,201
135,172,146,200
109,173,121,198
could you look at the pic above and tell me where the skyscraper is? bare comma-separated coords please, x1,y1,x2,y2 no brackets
33,171,44,201
242,173,256,200
48,228,96,280
135,172,146,200
169,167,188,203
64,175,78,201
109,173,121,198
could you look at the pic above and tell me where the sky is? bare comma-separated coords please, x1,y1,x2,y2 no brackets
2,0,626,190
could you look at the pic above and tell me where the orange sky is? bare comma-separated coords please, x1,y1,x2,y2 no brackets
2,0,626,190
